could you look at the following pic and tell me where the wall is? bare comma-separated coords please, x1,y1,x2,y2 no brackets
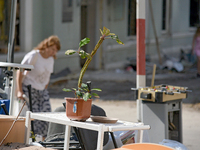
103,0,135,70
0,0,81,74
0,0,196,74
145,0,194,63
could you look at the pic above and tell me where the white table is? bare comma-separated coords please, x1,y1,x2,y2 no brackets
25,111,150,150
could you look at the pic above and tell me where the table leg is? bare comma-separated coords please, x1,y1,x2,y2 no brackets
25,111,31,144
110,132,118,148
137,130,143,143
9,69,16,115
97,124,104,150
64,125,71,150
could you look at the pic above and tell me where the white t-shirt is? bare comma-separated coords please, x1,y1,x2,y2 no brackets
21,50,54,90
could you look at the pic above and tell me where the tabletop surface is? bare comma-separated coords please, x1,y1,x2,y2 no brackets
29,112,149,131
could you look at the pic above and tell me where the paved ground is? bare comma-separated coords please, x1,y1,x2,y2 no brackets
49,69,200,150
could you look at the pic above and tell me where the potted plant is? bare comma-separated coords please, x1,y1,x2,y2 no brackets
63,27,124,121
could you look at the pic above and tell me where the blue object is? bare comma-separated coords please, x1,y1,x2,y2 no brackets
73,101,77,113
0,99,10,115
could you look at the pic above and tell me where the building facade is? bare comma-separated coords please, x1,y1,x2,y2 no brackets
0,0,198,73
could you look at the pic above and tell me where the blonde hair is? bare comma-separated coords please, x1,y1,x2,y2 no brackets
34,35,61,59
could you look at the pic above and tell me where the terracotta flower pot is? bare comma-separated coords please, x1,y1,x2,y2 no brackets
65,97,92,121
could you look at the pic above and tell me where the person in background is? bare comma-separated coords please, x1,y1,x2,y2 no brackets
192,27,200,77
16,35,61,140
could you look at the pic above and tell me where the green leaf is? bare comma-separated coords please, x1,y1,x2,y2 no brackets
111,35,118,40
116,39,124,45
111,35,124,45
65,50,77,55
83,93,91,101
79,38,90,48
103,27,110,36
79,50,91,59
76,90,82,97
92,93,100,98
81,83,88,88
78,87,83,91
91,88,102,92
63,88,72,92
72,88,77,91
108,33,116,36
100,29,103,35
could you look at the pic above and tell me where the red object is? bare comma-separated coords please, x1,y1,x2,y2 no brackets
137,18,146,76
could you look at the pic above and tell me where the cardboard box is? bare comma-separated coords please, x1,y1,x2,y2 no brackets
0,115,25,144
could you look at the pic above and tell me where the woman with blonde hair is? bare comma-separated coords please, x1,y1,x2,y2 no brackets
16,35,61,139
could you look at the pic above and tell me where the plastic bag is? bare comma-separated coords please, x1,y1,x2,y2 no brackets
0,99,10,114
159,139,188,150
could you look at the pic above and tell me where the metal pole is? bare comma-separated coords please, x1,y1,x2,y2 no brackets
7,0,17,63
136,0,146,122
4,0,17,113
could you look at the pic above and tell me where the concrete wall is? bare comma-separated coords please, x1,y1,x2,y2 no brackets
0,0,196,74
0,0,81,74
145,0,194,62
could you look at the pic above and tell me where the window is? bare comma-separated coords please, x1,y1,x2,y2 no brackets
190,0,200,27
162,0,167,30
128,0,136,36
62,0,73,22
162,0,171,33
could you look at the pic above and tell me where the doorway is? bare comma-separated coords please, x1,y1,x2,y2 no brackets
0,0,20,54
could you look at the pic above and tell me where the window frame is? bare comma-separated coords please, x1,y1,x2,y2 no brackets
189,0,200,28
127,0,136,37
161,0,171,34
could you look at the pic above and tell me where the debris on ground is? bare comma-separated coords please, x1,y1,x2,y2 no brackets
0,142,55,150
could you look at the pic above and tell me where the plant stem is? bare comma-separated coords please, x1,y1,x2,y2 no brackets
78,36,104,88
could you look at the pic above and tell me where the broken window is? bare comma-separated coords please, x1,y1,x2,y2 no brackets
162,0,171,33
190,0,200,27
128,0,136,36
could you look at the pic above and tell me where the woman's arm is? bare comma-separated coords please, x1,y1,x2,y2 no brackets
45,83,49,89
16,69,24,99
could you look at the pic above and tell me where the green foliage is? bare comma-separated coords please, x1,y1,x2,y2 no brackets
79,50,91,59
65,50,76,55
65,38,91,60
110,35,124,45
63,83,102,101
79,38,90,48
64,27,123,101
